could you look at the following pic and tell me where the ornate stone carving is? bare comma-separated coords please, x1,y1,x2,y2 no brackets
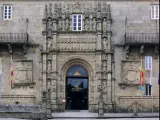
92,18,97,31
47,60,52,74
57,36,96,51
121,61,140,84
47,39,52,51
125,45,130,59
140,45,144,55
58,18,63,31
48,3,52,18
85,18,90,31
103,18,107,34
14,60,33,85
46,19,53,38
65,18,70,31
72,2,81,13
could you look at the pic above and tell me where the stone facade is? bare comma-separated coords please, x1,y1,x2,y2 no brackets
0,0,159,113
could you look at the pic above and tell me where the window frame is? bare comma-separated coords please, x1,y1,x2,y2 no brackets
145,84,152,96
144,56,152,70
72,14,82,31
151,4,159,20
3,5,12,20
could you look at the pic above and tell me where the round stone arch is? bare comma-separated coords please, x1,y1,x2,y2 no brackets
60,57,94,110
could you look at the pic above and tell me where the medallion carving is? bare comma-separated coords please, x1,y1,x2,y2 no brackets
121,61,140,84
14,60,33,84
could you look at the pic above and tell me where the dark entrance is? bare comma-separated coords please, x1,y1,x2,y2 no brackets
66,65,88,110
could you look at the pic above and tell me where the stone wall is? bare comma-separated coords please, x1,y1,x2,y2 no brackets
0,0,159,112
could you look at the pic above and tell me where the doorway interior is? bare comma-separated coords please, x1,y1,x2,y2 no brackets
65,65,88,110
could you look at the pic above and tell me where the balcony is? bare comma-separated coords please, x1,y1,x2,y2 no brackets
0,33,29,45
124,33,159,45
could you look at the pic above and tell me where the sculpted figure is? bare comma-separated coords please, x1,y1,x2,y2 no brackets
85,18,90,31
92,18,96,31
65,18,70,31
47,19,52,31
47,40,52,51
103,18,107,34
47,60,52,73
58,19,63,31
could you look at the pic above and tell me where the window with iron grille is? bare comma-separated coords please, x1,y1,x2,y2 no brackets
3,5,12,20
72,14,82,31
145,84,152,96
151,5,159,20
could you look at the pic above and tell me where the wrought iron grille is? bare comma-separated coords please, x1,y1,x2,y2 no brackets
125,33,159,44
0,33,28,44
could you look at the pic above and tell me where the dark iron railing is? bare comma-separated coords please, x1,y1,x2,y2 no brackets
125,33,159,44
0,33,28,44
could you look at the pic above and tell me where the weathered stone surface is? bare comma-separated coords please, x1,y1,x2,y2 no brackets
0,0,159,114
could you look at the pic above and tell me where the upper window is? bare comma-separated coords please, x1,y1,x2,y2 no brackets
3,5,12,20
72,14,82,31
151,5,159,20
144,56,152,70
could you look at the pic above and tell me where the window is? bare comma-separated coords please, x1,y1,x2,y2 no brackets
151,5,159,20
144,56,152,70
72,14,82,31
3,5,12,20
145,84,152,96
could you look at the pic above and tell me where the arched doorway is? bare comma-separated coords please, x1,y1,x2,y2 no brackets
66,65,88,110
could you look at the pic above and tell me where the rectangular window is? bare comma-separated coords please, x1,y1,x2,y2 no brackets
144,56,152,70
151,5,159,20
3,5,12,20
145,84,152,96
72,14,82,31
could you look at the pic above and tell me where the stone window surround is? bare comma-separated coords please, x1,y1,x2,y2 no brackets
3,4,12,20
150,4,159,20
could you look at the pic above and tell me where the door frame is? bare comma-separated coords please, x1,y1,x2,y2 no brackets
65,76,89,110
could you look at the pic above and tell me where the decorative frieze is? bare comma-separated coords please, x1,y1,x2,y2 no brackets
57,36,96,51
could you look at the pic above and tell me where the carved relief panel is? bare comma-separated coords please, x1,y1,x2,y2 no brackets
14,60,33,85
121,61,140,84
57,35,96,51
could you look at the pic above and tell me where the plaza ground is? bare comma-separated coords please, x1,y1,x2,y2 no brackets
0,118,159,120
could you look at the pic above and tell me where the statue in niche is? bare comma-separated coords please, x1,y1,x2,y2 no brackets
103,18,107,34
58,19,63,31
92,18,97,31
47,80,51,88
47,40,52,51
47,60,52,73
103,38,107,50
65,18,70,31
85,18,90,31
47,19,52,31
